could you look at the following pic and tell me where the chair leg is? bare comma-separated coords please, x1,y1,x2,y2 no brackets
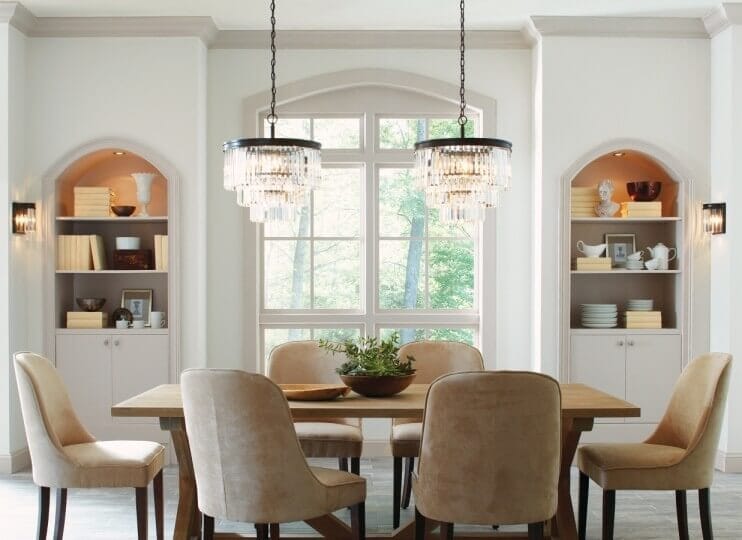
135,486,148,540
255,524,269,540
528,522,544,540
53,488,67,540
269,523,280,539
350,457,361,476
602,489,616,540
414,507,426,540
699,488,713,540
153,471,164,540
393,457,402,529
440,522,454,540
578,472,589,540
339,457,349,472
675,490,689,540
351,503,366,540
401,457,414,509
37,486,50,540
203,515,215,540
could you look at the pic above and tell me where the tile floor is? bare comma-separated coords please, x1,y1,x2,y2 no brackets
1,459,741,539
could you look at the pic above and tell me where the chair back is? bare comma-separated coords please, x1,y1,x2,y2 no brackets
398,341,484,383
414,371,561,525
14,352,95,485
267,341,346,384
182,369,329,523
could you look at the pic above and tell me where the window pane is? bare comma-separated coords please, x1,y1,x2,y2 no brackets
428,327,475,345
264,205,310,238
264,240,311,309
264,328,311,362
380,328,425,345
379,240,425,309
313,241,361,309
427,117,478,139
263,117,310,139
314,118,361,149
379,118,425,149
378,168,425,237
313,327,361,342
315,168,361,237
428,240,475,309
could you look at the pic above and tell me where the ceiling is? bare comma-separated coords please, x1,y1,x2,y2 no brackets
16,0,728,30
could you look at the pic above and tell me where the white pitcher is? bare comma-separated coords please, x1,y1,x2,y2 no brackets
645,242,677,270
131,172,157,217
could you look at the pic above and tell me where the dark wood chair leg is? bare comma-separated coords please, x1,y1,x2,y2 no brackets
440,522,454,540
350,457,361,476
153,471,164,540
602,489,616,540
528,522,544,540
393,457,402,529
135,486,148,540
37,486,50,540
578,471,589,540
675,490,689,540
255,524,269,540
339,458,349,472
203,515,215,540
351,502,366,540
401,457,414,509
699,488,713,540
414,507,426,540
52,488,67,540
269,523,280,539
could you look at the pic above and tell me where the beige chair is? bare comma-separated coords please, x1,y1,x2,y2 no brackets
578,353,732,540
14,352,164,540
412,371,561,540
182,369,366,540
391,340,484,528
268,341,363,474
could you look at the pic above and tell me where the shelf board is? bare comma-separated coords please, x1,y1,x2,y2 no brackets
57,216,168,222
571,270,680,275
56,270,167,275
570,328,681,335
56,328,169,335
571,217,681,223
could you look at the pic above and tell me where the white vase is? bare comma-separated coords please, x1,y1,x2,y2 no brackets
131,173,156,217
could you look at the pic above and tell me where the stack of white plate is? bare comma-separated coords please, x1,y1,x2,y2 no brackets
625,259,645,270
627,299,654,311
581,304,618,328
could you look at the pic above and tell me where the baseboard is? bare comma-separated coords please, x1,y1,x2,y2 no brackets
0,446,31,474
715,450,742,472
362,440,391,457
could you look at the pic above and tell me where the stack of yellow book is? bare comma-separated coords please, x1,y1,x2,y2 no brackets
154,235,169,271
74,187,112,217
575,257,612,271
620,201,662,218
571,187,599,218
67,311,108,329
625,311,662,329
57,235,107,271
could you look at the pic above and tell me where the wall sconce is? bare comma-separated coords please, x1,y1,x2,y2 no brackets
703,203,726,235
12,202,36,235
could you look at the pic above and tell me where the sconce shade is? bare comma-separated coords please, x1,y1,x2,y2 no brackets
12,203,36,235
703,203,726,235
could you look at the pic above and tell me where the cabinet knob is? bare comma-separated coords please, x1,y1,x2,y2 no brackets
627,340,635,347
103,339,110,347
617,340,624,346
113,339,120,347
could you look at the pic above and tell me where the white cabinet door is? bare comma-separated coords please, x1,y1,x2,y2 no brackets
55,334,112,436
626,334,681,424
570,334,626,423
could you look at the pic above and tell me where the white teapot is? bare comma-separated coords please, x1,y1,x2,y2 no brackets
645,242,677,270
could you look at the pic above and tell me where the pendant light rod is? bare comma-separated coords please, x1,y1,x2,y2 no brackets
268,0,278,138
458,0,467,138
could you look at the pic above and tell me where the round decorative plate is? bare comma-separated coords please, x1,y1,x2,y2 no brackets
279,384,351,401
111,307,133,323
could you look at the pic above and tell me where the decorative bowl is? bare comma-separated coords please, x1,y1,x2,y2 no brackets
76,297,106,312
627,181,662,202
111,205,136,217
339,374,416,397
112,307,133,323
279,384,351,401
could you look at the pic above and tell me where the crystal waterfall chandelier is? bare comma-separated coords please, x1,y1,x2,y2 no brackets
222,0,321,223
414,0,512,222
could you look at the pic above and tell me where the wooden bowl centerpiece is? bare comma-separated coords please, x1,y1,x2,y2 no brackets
320,332,416,398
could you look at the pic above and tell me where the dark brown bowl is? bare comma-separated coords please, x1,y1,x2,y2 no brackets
111,205,136,217
626,181,662,202
76,297,106,311
339,373,416,397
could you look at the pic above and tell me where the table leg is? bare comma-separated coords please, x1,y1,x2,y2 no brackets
161,417,201,540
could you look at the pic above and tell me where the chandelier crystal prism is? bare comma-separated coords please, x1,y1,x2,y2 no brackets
222,0,321,223
414,0,512,223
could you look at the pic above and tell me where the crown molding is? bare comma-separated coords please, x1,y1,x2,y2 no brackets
0,2,35,33
704,4,742,38
531,15,709,39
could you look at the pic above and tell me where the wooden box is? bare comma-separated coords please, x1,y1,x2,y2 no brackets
67,311,108,329
113,249,153,270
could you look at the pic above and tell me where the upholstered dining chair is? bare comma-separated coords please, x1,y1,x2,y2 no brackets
182,369,367,540
391,340,484,528
14,352,164,540
578,352,732,540
412,371,561,540
268,341,363,475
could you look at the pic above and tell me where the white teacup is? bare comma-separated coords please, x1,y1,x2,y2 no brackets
115,319,129,329
627,251,644,261
645,258,661,271
151,312,166,328
576,241,607,258
131,320,146,329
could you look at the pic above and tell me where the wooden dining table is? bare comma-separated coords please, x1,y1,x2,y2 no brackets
112,383,639,540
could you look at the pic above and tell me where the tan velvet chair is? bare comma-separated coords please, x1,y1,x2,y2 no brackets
181,369,366,540
578,353,732,540
391,340,484,528
268,341,363,475
14,352,164,540
412,371,561,540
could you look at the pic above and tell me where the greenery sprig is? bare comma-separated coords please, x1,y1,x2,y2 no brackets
319,332,416,376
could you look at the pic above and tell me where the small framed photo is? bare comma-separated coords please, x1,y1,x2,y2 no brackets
121,289,153,325
605,234,637,268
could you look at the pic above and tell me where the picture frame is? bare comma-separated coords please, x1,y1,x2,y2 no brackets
121,289,153,326
605,233,637,268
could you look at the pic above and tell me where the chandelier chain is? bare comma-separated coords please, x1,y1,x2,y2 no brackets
268,0,278,136
458,0,467,134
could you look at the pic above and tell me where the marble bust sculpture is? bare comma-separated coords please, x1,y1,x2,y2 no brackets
596,179,620,218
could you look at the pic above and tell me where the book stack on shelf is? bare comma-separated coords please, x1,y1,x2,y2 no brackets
154,235,169,271
57,235,107,271
620,201,662,218
67,311,108,329
625,310,662,329
571,187,599,218
575,257,612,271
74,187,113,217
